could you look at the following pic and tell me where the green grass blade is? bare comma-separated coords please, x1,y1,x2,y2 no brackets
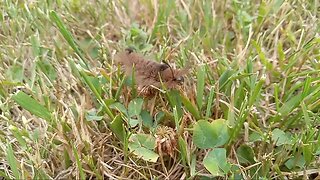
219,69,235,90
173,107,180,130
166,90,183,119
274,83,280,111
6,142,20,179
72,143,86,180
301,102,311,128
115,75,126,101
178,136,189,174
9,126,27,150
78,69,114,119
205,86,215,119
12,91,52,122
181,93,201,120
279,94,303,118
248,75,265,107
49,10,88,69
64,148,71,168
301,76,311,99
0,170,10,180
196,65,205,110
252,40,273,71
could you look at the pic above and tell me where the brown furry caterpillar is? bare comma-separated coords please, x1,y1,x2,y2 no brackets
115,49,188,91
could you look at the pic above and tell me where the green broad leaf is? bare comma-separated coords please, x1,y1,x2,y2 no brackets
133,134,156,149
230,165,243,179
6,142,20,180
105,99,117,106
236,145,256,164
285,155,305,170
249,132,264,142
140,110,153,128
203,148,231,176
109,102,128,116
271,128,292,146
129,146,159,163
128,98,144,117
126,24,153,52
153,111,165,127
12,91,52,122
85,109,103,121
129,118,139,128
128,134,158,162
193,119,230,149
109,115,125,142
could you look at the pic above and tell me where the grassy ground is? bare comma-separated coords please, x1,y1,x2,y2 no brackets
1,0,320,179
